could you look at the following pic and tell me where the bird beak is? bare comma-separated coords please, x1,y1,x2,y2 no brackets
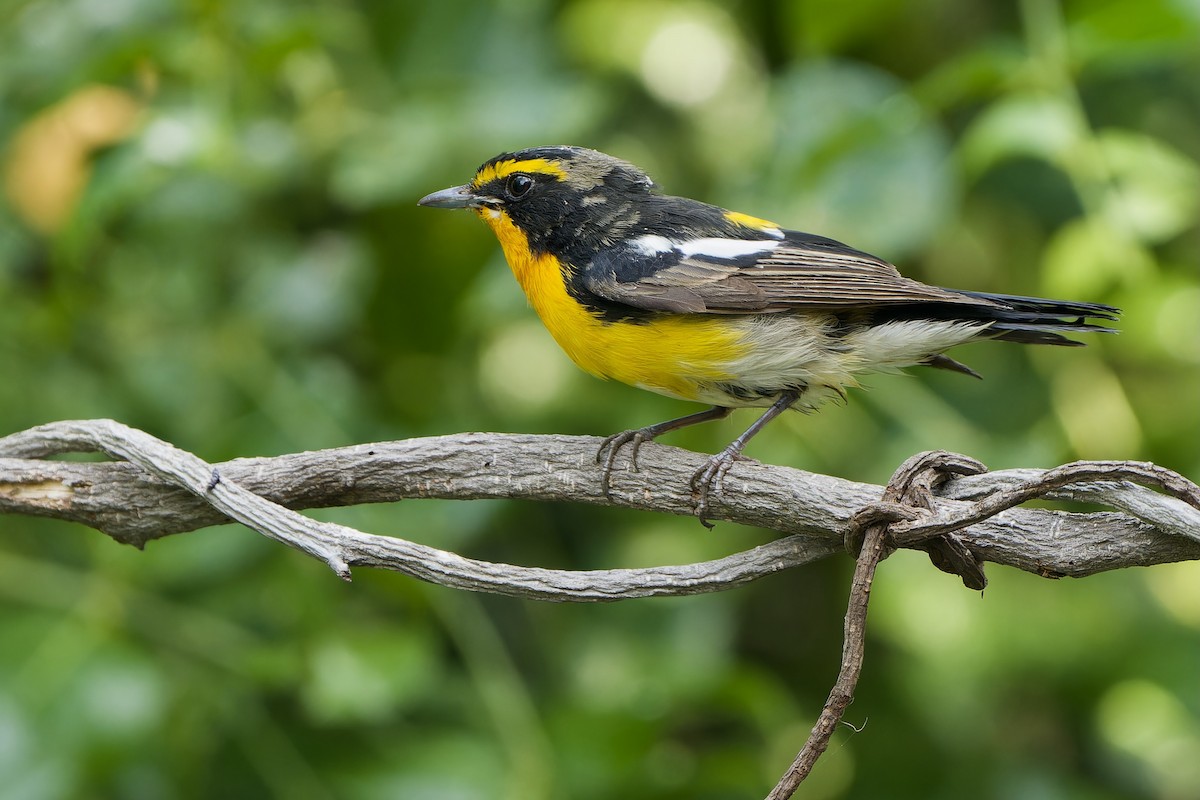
418,184,476,209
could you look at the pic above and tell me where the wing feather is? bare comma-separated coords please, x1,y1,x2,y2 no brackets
581,230,992,314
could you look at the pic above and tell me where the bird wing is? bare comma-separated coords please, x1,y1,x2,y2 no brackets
581,230,993,314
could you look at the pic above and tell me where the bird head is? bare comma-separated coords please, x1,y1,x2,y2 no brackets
419,146,657,258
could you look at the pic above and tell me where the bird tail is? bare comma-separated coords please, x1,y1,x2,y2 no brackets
952,290,1121,346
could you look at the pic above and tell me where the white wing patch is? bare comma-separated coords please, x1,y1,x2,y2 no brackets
678,238,780,259
631,234,675,255
629,234,780,260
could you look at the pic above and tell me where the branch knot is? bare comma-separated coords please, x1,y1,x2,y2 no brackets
847,450,990,591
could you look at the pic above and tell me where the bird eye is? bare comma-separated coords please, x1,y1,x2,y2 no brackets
505,173,533,199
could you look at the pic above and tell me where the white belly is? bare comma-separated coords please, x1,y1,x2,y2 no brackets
686,314,989,409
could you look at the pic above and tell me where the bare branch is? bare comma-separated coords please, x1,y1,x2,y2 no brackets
764,450,961,799
759,448,1200,798
767,525,886,800
3,420,1199,796
0,420,841,600
1,420,1198,604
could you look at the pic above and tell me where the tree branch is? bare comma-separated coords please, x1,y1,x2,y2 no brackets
761,448,1200,799
765,450,952,799
4,419,1199,799
1,420,1198,601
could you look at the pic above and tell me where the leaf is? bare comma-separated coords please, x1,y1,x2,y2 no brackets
749,61,955,257
959,93,1083,176
1097,129,1200,244
1041,216,1154,297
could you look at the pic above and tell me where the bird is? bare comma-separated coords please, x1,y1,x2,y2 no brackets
419,145,1119,526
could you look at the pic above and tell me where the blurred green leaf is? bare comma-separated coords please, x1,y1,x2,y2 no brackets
1041,215,1154,296
782,0,902,55
1096,129,1200,243
301,627,439,725
753,61,955,256
960,92,1082,175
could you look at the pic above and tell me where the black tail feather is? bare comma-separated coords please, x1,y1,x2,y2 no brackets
956,290,1121,322
873,288,1120,347
869,287,1119,350
954,289,1120,346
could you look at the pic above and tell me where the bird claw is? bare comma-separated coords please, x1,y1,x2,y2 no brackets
690,451,752,528
596,428,654,498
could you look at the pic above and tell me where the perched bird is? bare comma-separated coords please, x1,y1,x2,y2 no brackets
419,146,1118,525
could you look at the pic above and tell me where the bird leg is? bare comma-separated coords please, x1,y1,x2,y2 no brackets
597,406,732,497
691,390,800,528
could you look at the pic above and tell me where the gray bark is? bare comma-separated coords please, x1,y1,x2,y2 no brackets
2,420,1197,601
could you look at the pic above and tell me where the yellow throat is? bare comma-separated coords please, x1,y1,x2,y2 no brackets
477,207,747,402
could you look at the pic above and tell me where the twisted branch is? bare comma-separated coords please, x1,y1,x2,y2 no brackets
764,448,1200,799
1,420,1198,603
3,419,1199,800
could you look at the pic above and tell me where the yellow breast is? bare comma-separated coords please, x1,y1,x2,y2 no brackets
479,209,748,402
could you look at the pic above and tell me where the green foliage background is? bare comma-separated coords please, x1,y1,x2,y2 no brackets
2,0,1198,797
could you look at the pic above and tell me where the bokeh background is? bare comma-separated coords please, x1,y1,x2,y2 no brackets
2,0,1199,797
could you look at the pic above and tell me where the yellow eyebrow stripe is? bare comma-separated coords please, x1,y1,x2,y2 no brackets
472,158,567,188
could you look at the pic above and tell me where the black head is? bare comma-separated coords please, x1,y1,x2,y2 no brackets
472,146,653,196
419,146,660,257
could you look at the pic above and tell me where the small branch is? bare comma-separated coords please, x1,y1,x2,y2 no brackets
0,420,840,600
766,503,889,799
891,459,1200,547
766,451,974,798
941,466,1200,545
765,449,1131,798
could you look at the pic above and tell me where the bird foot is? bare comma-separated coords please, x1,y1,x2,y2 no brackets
596,428,657,497
690,450,754,529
